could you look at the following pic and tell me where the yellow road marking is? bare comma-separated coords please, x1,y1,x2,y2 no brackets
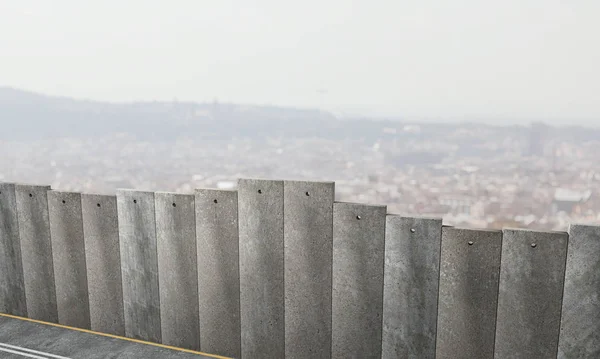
0,313,231,359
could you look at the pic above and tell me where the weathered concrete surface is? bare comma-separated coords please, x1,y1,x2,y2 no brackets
332,202,386,359
238,179,284,359
48,191,91,329
436,227,502,359
558,224,600,358
382,216,442,359
284,181,334,359
0,183,26,316
494,229,568,359
14,184,57,323
0,314,225,359
196,189,241,358
116,190,161,343
82,193,125,336
155,192,199,350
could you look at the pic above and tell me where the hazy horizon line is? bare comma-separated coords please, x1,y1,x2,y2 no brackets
2,85,598,128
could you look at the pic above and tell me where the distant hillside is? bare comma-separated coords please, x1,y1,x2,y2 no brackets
0,87,339,140
1,87,599,143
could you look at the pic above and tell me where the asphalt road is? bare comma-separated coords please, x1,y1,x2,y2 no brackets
0,314,230,359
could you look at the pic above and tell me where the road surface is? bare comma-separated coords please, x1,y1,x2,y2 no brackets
0,313,230,359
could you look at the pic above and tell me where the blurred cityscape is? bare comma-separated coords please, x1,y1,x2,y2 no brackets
1,87,599,231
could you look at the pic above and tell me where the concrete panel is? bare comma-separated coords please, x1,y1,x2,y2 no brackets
116,190,161,343
494,229,568,359
332,202,386,359
195,189,240,358
435,227,502,359
238,179,284,359
48,191,90,329
81,194,124,336
382,216,442,359
155,192,199,350
558,224,600,358
284,181,334,359
14,184,57,322
0,183,26,316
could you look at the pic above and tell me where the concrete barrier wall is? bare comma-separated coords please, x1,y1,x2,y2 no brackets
47,191,90,329
382,216,442,359
0,183,26,316
1,179,600,358
116,189,161,343
332,202,386,359
558,224,600,358
81,194,124,336
495,229,568,359
155,192,199,350
14,184,57,323
196,189,241,358
436,227,502,359
284,180,334,359
237,179,285,359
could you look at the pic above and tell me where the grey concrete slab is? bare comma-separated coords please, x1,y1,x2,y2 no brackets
435,227,502,359
332,202,386,359
48,191,91,330
195,189,241,359
81,194,124,336
382,216,442,359
0,314,228,358
155,192,200,351
284,181,334,359
14,184,57,323
0,183,26,316
116,190,161,343
494,229,568,359
558,224,600,358
237,179,284,359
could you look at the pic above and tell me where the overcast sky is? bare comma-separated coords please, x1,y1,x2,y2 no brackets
1,0,599,122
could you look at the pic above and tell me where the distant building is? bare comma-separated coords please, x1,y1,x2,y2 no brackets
529,122,549,156
552,188,592,214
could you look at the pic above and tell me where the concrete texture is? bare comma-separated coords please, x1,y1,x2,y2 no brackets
48,191,91,330
494,229,568,359
81,194,125,336
0,183,26,316
435,227,502,359
14,184,57,323
558,224,600,358
237,179,284,359
284,181,334,359
195,189,241,359
155,192,200,350
332,202,386,359
382,216,442,359
0,314,225,358
116,190,161,343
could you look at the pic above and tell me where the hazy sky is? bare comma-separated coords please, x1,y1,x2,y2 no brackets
1,0,599,122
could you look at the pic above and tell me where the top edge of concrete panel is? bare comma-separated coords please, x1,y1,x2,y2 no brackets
568,222,600,230
81,193,116,199
116,189,155,195
238,178,284,184
445,226,502,233
153,191,194,196
334,201,387,208
194,188,237,193
386,213,443,221
283,180,335,185
14,184,51,190
47,190,83,195
502,227,568,235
